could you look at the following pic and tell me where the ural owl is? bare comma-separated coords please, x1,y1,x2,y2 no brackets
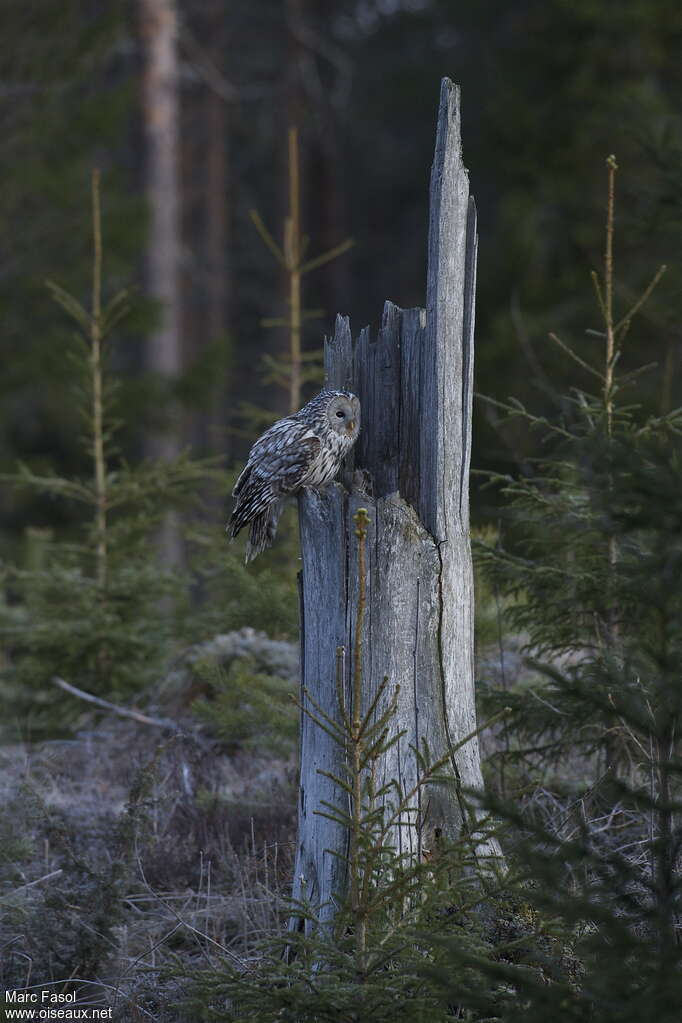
228,389,361,562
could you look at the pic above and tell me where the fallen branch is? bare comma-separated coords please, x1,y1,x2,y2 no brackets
51,676,177,730
2,869,63,900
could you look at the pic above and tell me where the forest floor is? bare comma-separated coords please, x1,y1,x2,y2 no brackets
0,632,300,1020
0,627,539,1020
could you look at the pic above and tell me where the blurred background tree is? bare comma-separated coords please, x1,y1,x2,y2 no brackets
1,0,681,547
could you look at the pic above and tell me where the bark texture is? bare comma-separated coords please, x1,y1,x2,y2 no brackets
292,79,495,932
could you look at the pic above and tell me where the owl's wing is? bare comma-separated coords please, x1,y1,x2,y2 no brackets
230,420,320,536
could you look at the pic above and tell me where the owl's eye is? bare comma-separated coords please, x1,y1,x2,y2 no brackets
335,410,345,418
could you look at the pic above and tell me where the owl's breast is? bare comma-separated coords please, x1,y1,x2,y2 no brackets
301,429,351,488
304,448,338,487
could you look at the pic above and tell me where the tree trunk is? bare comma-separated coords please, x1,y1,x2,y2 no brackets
201,23,230,461
139,0,183,565
205,64,229,349
291,79,499,933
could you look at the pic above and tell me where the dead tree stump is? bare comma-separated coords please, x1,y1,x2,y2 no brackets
292,78,498,933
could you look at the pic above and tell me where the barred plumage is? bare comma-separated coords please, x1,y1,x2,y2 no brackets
228,389,361,562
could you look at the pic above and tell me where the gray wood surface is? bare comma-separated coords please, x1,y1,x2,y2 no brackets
291,78,497,934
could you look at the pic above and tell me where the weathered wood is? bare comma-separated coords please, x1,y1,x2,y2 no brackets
291,78,496,933
294,485,350,927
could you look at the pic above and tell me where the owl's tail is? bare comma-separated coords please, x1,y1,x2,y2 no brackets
244,502,283,563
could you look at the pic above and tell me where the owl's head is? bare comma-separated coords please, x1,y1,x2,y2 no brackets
326,391,360,441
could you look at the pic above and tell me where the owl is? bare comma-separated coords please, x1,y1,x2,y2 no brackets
228,389,361,562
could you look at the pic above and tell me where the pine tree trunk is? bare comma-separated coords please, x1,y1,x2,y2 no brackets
139,0,183,565
202,25,230,460
291,79,500,933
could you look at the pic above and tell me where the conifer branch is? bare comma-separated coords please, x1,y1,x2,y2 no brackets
298,238,355,276
287,126,302,413
350,506,370,975
548,332,603,381
591,270,607,321
248,209,285,266
604,154,618,432
615,264,667,333
91,169,107,589
335,644,351,734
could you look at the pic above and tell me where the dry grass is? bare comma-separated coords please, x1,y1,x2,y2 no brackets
0,713,296,1020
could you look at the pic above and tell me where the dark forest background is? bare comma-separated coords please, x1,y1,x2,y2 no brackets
3,0,681,553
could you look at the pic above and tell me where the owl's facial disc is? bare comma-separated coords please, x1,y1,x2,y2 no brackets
328,394,360,439
347,395,361,437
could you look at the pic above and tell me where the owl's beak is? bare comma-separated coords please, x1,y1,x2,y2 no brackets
347,420,356,433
